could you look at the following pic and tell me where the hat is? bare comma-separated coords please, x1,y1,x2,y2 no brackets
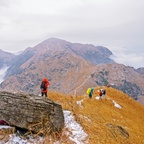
43,77,47,82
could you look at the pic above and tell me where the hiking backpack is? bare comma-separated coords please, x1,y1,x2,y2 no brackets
86,88,92,95
40,81,46,90
102,89,106,95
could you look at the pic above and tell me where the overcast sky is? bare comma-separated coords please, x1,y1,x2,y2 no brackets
0,0,144,68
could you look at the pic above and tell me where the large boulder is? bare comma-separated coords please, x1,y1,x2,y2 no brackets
0,91,64,134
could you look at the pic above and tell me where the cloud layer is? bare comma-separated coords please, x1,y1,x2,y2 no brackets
0,0,144,68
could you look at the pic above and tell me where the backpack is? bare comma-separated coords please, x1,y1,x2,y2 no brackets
98,90,102,96
102,89,106,95
86,88,92,95
99,91,102,96
40,81,46,90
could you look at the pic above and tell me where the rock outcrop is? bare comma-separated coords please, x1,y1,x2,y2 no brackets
0,91,64,134
106,123,129,139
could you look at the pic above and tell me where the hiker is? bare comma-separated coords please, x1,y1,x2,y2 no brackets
101,89,106,96
98,89,103,97
86,87,94,98
98,89,106,99
40,77,50,97
89,88,94,98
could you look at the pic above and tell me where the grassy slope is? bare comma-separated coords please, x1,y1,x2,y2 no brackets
48,86,144,144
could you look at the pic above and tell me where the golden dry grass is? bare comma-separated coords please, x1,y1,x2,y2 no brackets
47,86,144,144
1,87,143,144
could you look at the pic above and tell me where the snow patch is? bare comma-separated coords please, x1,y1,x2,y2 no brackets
0,125,10,129
5,135,31,144
76,99,84,108
0,110,88,144
112,100,122,109
95,96,100,100
0,126,42,144
64,110,88,144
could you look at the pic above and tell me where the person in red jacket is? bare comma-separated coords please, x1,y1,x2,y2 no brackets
40,77,50,97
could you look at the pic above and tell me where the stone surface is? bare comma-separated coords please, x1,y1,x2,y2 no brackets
0,91,64,134
106,123,129,138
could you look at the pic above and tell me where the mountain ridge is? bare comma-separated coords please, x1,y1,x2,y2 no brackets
0,37,144,104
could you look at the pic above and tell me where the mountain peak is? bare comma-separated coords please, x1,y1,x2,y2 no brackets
41,37,69,45
1,37,144,105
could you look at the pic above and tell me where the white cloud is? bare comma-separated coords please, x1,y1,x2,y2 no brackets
0,0,144,68
0,66,9,83
110,47,144,68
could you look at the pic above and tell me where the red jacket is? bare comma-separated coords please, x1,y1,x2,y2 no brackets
41,78,50,92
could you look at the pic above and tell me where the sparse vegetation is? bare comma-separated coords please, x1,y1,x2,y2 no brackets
94,70,110,86
1,87,144,144
47,87,144,143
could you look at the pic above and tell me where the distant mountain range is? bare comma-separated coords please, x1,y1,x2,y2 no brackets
0,38,144,104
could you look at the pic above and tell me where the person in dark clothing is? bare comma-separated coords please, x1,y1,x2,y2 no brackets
98,89,106,99
89,88,94,98
102,89,106,95
40,77,50,97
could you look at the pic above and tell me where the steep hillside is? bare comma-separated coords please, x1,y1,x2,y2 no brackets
137,96,144,105
4,47,35,78
136,67,144,77
1,50,95,94
0,38,113,94
47,87,144,144
88,63,144,100
0,87,143,144
0,49,15,68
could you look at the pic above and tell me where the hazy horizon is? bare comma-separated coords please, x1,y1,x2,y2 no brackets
0,0,144,68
